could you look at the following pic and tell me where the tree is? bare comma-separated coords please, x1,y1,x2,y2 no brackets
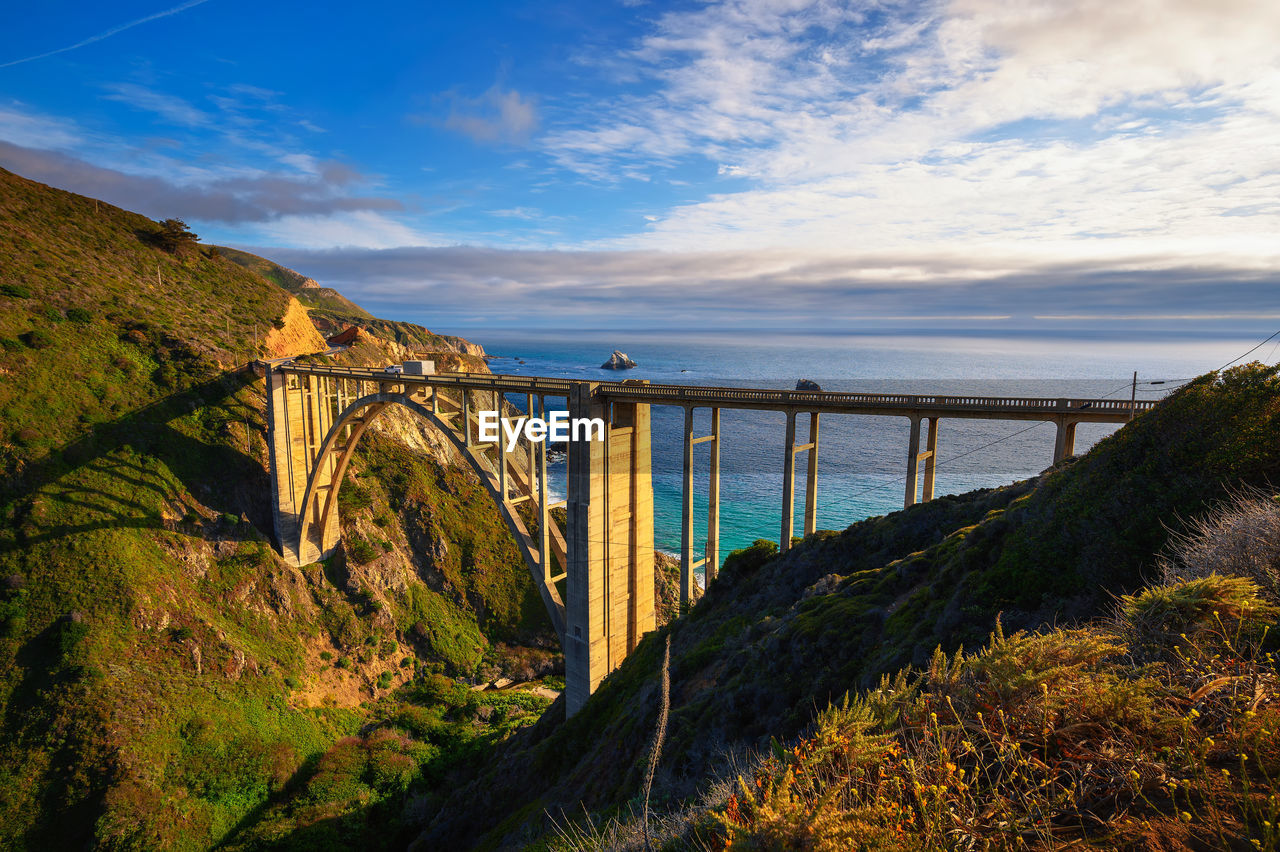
154,218,199,253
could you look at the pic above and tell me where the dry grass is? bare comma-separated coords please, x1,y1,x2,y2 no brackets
554,492,1280,851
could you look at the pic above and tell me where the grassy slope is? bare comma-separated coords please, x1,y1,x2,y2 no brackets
416,364,1280,850
217,246,372,319
0,168,554,849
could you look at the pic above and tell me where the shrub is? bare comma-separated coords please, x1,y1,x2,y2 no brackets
319,651,333,662
20,329,53,349
40,305,63,322
376,671,394,690
153,218,199,252
66,307,92,323
335,656,352,670
0,284,30,298
346,533,378,565
1117,573,1277,661
284,675,302,690
272,317,286,330
170,626,194,642
58,616,90,657
1160,490,1280,602
0,337,22,351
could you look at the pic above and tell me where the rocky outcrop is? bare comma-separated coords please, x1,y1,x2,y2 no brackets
601,350,638,370
441,335,487,358
263,297,326,359
325,326,361,347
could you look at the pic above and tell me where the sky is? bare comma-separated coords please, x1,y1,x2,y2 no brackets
1,0,1279,333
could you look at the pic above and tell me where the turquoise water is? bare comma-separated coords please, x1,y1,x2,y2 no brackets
463,328,1262,569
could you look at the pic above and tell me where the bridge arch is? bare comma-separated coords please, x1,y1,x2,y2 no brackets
291,390,567,642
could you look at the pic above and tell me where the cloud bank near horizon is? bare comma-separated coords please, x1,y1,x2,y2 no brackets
253,243,1280,329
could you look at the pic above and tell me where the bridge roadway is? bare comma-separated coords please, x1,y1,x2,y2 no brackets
281,363,1154,421
266,362,1156,715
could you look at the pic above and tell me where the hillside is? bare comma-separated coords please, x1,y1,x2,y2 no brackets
216,245,488,365
415,364,1280,850
0,167,559,849
217,245,372,319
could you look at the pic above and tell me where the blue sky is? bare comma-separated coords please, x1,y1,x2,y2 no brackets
2,0,1279,332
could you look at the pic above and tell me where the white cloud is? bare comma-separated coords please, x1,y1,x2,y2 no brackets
0,103,81,150
545,0,1280,268
234,211,442,250
104,83,214,128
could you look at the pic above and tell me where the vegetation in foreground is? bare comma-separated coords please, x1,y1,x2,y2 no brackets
566,562,1280,849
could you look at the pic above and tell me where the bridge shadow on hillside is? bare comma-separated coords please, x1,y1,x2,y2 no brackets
0,367,274,554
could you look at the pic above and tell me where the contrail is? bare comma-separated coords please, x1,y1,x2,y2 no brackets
0,0,213,70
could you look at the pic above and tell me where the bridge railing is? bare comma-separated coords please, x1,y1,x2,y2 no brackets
597,383,1159,414
277,364,1159,416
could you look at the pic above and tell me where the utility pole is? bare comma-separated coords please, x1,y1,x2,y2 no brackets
1129,371,1137,421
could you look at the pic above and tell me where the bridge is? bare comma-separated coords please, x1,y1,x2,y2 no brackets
264,363,1156,715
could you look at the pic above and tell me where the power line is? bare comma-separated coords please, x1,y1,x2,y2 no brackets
1211,329,1280,372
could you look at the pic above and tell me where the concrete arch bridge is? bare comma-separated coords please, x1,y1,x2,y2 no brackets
265,364,1154,715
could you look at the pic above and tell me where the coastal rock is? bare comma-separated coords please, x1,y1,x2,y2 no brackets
795,379,822,391
601,350,638,370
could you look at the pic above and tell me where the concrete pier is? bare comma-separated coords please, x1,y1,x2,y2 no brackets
564,384,655,716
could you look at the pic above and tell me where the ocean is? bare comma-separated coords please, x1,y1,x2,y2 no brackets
452,328,1267,571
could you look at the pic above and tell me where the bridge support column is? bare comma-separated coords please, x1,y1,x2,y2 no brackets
804,412,820,536
706,407,720,583
1053,419,1078,464
781,410,797,552
267,367,340,566
536,395,550,588
564,385,655,717
681,406,696,605
461,388,472,447
905,416,921,509
922,417,939,502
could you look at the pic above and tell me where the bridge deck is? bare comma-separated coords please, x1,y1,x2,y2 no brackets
278,363,1155,423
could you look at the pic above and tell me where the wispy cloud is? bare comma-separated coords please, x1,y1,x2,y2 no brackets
0,140,403,223
0,0,213,70
434,85,539,144
0,104,81,149
543,0,1280,264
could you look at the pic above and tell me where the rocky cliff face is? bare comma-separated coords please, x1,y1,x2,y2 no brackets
262,297,326,360
439,334,487,358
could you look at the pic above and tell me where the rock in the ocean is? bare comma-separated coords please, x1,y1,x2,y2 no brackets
795,379,822,391
601,350,638,369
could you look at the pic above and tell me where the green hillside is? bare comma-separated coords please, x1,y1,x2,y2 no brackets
0,168,557,849
217,246,373,319
415,364,1280,850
